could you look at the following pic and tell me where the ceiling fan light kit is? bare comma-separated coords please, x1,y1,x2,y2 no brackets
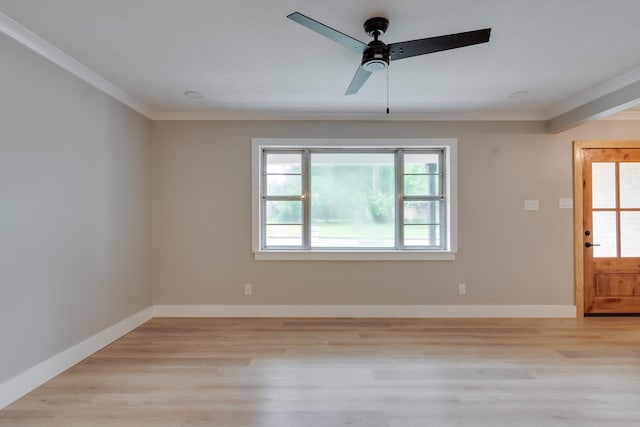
287,12,491,96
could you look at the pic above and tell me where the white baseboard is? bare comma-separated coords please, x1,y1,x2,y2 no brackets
153,304,577,318
0,307,153,410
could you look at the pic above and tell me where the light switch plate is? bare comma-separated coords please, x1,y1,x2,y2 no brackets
559,198,573,209
524,199,539,211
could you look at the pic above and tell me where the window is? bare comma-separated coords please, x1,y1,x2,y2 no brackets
252,139,457,260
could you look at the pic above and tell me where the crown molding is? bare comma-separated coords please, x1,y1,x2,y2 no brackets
0,11,154,119
151,110,547,121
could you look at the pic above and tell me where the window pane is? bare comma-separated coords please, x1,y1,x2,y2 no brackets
265,201,302,224
404,201,441,224
404,153,440,174
265,225,302,247
266,153,301,174
266,174,301,196
592,163,616,209
620,163,640,209
310,152,395,248
404,174,439,197
621,212,640,257
404,153,440,197
310,223,394,248
404,225,440,247
592,211,617,257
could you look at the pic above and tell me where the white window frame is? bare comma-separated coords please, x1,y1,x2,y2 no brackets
252,138,457,261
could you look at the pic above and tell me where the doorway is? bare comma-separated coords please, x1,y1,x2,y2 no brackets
574,141,640,316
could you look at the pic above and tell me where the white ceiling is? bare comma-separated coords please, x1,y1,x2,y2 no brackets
2,0,640,126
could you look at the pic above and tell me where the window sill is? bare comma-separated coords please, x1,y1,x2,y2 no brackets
253,250,456,261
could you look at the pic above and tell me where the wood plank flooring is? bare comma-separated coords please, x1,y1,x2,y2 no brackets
3,317,640,426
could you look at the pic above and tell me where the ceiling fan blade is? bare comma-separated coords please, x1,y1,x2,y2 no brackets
388,28,491,61
287,12,368,53
345,65,373,95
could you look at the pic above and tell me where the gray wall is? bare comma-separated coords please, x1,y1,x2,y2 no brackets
0,33,151,383
151,119,640,306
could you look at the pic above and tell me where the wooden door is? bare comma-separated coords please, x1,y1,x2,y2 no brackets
583,148,640,314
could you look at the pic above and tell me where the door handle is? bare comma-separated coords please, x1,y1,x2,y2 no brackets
585,242,600,248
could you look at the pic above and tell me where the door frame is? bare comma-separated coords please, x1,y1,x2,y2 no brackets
573,140,640,317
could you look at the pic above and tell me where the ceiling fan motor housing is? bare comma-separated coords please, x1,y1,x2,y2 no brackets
362,40,389,72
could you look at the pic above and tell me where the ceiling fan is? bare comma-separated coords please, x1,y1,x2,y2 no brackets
287,12,491,96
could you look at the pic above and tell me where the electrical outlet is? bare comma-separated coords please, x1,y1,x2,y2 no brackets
458,283,466,295
244,284,252,296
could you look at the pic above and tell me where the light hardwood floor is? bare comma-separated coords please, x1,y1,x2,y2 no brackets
2,317,640,426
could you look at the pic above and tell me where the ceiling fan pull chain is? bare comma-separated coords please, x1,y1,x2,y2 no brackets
386,66,390,114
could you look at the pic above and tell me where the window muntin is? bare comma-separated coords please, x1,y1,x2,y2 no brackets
260,146,449,252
